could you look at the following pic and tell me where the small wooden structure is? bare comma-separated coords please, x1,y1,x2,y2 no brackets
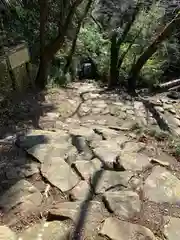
0,43,33,93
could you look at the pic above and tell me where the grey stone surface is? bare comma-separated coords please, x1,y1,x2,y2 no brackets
122,141,146,153
0,226,17,240
155,106,164,113
163,216,180,240
144,166,180,203
64,146,78,164
0,180,42,212
93,146,120,168
150,158,170,167
17,129,69,149
49,201,109,239
5,155,39,179
74,158,102,181
19,221,70,240
93,127,119,139
94,170,133,194
71,135,93,161
27,142,72,163
104,191,141,219
119,152,151,171
4,82,180,240
41,157,79,192
69,126,96,141
100,217,156,240
70,180,91,200
90,139,120,150
6,161,39,179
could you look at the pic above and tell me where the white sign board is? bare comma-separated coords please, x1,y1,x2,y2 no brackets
8,46,30,69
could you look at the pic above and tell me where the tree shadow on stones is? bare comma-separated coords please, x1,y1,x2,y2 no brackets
0,88,56,228
0,132,50,228
70,169,104,240
141,98,171,132
0,88,56,138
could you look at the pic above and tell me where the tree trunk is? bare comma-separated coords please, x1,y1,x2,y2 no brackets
108,3,141,88
118,27,142,70
36,55,49,89
108,32,119,88
117,3,141,46
36,0,84,88
160,78,180,89
128,12,180,92
45,0,84,60
64,0,93,74
35,0,48,88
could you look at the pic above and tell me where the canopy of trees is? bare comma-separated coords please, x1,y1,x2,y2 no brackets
1,0,180,92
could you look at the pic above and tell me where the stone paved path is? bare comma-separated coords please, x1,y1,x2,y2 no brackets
1,82,180,239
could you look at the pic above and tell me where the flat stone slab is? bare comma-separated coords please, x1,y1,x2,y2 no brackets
69,126,96,141
71,135,93,161
93,127,119,139
0,226,17,240
48,201,109,239
122,141,146,153
94,170,134,194
93,146,120,168
119,152,151,171
6,161,39,179
19,221,70,240
27,142,75,163
16,129,69,149
103,191,141,219
91,139,120,150
41,157,79,192
100,217,156,240
5,156,39,179
74,158,102,181
144,166,180,204
70,180,91,200
163,216,180,240
0,180,42,212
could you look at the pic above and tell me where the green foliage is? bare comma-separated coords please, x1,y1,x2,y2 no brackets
76,22,110,74
173,142,180,157
118,1,180,87
145,128,170,141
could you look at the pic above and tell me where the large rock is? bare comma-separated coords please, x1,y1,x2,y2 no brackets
0,180,42,212
41,157,79,192
103,191,141,219
122,141,146,153
144,166,180,204
93,146,120,169
93,127,119,139
163,216,180,240
69,126,96,141
5,161,39,179
16,129,69,149
71,135,93,161
57,99,78,118
118,152,151,171
19,221,70,240
94,170,134,194
5,155,39,179
70,181,91,201
100,217,156,240
48,201,109,239
27,142,76,163
74,158,102,181
90,139,120,150
0,226,17,240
